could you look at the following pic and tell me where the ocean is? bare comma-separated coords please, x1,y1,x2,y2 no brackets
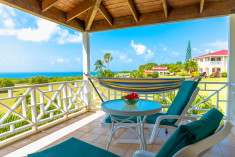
0,72,100,79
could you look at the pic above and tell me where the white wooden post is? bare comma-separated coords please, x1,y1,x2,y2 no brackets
228,14,235,133
82,32,91,110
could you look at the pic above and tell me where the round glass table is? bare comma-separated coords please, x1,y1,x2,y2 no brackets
101,99,162,150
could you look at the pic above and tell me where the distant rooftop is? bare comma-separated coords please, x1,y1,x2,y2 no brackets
191,50,228,59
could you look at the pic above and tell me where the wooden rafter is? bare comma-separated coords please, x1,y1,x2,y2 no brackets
89,0,235,32
200,0,205,14
42,0,57,12
0,0,84,32
67,0,93,22
99,4,113,26
126,0,139,22
85,0,102,31
161,0,168,18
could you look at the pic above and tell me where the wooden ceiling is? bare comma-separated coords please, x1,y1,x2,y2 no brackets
1,0,235,32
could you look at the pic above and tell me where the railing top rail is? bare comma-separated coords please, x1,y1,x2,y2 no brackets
199,81,229,84
0,80,88,91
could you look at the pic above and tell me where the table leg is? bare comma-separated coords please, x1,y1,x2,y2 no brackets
107,115,147,150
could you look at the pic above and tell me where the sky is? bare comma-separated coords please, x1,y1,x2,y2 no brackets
0,3,229,72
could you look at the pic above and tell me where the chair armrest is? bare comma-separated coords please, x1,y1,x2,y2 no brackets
155,115,197,124
133,150,156,157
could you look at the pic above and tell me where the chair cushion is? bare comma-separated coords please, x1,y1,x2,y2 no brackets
28,138,120,157
155,108,223,157
166,81,198,124
104,113,170,126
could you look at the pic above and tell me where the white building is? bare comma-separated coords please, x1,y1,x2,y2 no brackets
143,65,169,76
191,50,228,75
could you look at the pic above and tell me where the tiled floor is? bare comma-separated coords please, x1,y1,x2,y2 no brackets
0,111,235,157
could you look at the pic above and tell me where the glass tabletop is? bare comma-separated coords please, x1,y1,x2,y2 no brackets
101,99,162,113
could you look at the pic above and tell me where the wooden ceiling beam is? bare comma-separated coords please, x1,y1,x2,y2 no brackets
42,0,58,12
126,0,139,22
85,0,102,31
89,0,235,32
99,4,113,26
161,0,168,18
0,0,85,32
200,0,205,14
67,0,93,22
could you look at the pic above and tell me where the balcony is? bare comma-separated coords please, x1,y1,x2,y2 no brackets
0,80,233,156
198,61,223,68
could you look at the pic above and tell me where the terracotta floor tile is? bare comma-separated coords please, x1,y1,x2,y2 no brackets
123,144,153,157
94,135,109,144
76,125,97,132
220,133,235,147
150,144,162,154
89,127,108,135
0,146,17,156
220,146,235,157
79,132,100,142
42,126,61,134
206,144,223,155
11,138,34,148
29,132,49,141
65,130,87,139
108,143,132,156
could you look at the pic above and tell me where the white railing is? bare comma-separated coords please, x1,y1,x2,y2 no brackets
0,79,230,147
0,80,88,147
210,61,222,65
90,81,229,118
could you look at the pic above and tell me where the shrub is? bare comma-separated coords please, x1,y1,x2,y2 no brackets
209,73,214,78
221,72,227,77
0,78,15,87
30,76,49,84
177,72,189,76
152,72,159,78
145,74,152,78
100,70,115,77
191,71,199,77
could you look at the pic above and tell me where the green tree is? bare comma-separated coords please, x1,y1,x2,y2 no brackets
0,78,15,87
152,72,159,78
94,60,106,75
185,40,192,62
176,61,182,65
184,60,198,72
100,70,115,77
104,53,113,70
30,76,49,84
169,64,181,75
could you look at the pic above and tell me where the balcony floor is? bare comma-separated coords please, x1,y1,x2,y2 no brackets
0,111,235,157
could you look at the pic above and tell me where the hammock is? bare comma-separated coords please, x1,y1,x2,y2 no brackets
97,77,184,93
85,72,205,102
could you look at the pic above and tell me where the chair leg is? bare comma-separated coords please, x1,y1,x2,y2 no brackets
165,128,168,134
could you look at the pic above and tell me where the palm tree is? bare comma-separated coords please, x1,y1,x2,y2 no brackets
104,53,113,70
184,60,198,72
94,60,106,75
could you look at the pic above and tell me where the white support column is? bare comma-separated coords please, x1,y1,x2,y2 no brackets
82,32,91,110
228,14,235,133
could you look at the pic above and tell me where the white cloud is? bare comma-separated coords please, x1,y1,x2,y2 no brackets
144,50,154,60
57,28,82,44
130,40,146,55
127,58,132,63
57,58,64,63
120,55,126,60
75,58,81,63
192,48,215,54
3,19,14,28
16,19,58,42
171,51,180,57
163,47,167,51
205,40,228,50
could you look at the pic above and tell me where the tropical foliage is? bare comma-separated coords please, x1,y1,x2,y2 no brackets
94,60,106,75
184,60,198,72
104,53,113,70
100,70,115,77
185,40,192,62
30,76,49,84
0,78,15,88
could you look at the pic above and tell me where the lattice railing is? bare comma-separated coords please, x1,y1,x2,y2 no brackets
90,81,229,117
0,80,88,142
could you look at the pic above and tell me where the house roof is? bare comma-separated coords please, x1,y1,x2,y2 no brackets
1,0,235,32
191,50,228,59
